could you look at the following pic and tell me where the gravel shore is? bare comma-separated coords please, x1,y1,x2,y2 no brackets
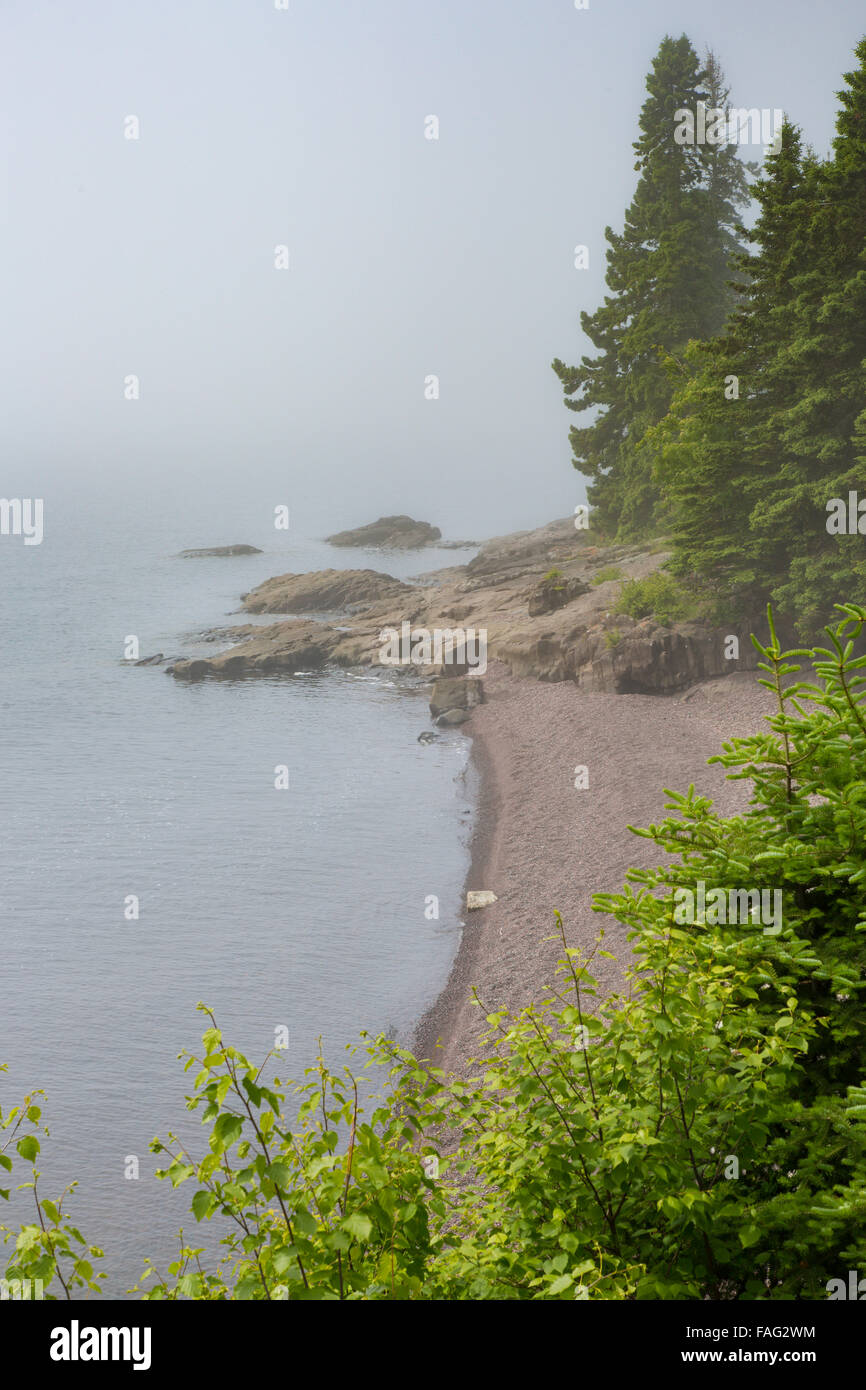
413,662,776,1074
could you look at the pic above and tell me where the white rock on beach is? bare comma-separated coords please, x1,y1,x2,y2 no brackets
466,891,497,910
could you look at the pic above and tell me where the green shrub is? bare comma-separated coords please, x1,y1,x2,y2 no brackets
401,604,866,1299
615,570,699,625
592,565,625,586
0,1070,106,1298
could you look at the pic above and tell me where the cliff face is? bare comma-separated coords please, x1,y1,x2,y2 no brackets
167,517,763,692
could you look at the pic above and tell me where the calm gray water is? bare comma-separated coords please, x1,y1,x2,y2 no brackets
0,480,475,1297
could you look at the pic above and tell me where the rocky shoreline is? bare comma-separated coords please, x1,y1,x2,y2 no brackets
163,516,764,692
153,513,776,1078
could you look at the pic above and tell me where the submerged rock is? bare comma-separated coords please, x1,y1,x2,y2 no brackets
177,545,262,557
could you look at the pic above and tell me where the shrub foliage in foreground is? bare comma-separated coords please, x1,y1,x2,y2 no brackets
3,605,866,1299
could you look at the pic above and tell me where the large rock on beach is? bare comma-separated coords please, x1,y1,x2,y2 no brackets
466,891,497,910
430,677,484,717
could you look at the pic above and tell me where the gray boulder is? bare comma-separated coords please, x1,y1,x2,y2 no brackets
435,708,472,726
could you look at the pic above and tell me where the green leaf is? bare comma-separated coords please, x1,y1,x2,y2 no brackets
266,1160,292,1190
273,1246,298,1275
292,1209,317,1237
211,1114,243,1151
191,1189,215,1222
342,1213,373,1243
547,1273,574,1296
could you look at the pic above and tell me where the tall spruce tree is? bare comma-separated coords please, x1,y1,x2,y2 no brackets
699,50,757,324
552,36,750,538
754,38,866,629
644,120,814,611
648,39,866,634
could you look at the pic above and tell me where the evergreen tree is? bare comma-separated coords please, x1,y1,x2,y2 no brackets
697,49,757,327
645,120,814,612
649,39,866,634
552,36,751,538
755,39,866,629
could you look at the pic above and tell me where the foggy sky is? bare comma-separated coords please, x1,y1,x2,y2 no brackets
3,0,863,540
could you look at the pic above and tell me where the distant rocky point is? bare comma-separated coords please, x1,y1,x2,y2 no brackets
325,515,442,549
177,545,262,558
166,516,767,695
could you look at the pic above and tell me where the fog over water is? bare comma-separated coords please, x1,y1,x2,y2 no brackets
4,0,861,532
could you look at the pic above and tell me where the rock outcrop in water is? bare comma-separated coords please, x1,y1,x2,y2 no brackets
167,517,766,693
169,620,342,679
325,516,442,549
177,544,262,557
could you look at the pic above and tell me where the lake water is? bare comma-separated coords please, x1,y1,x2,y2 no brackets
0,480,476,1297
